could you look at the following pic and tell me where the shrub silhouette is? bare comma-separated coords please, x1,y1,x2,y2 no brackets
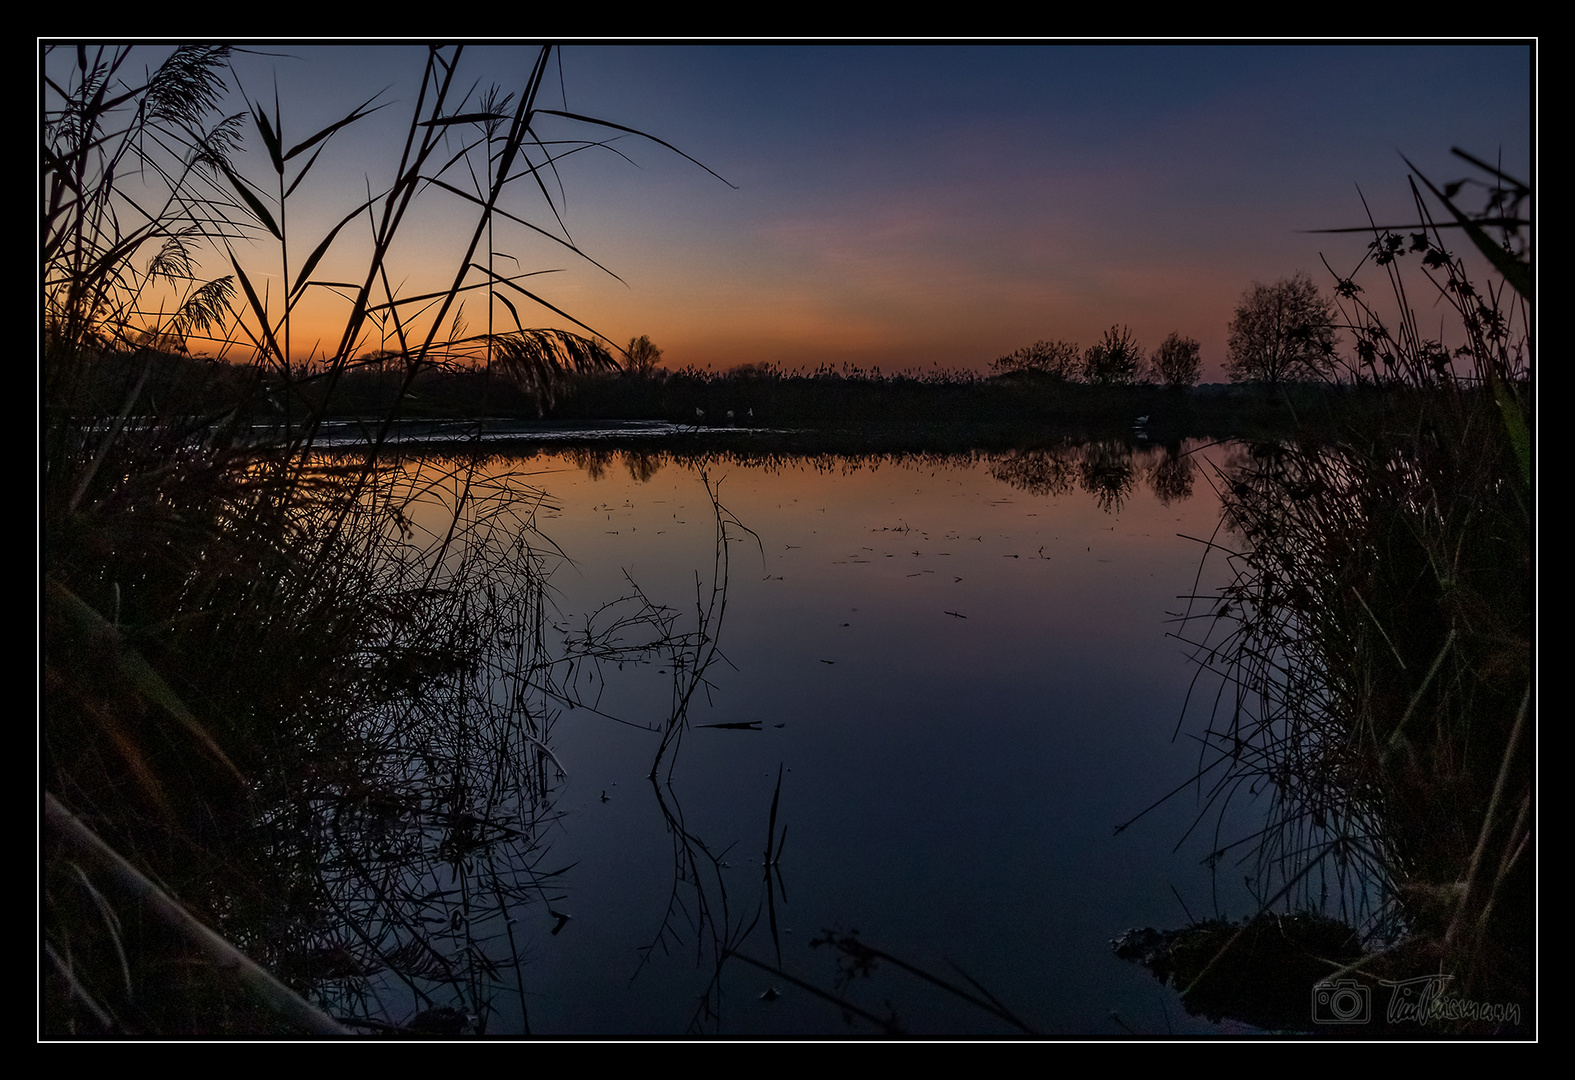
1082,325,1143,386
1150,331,1202,388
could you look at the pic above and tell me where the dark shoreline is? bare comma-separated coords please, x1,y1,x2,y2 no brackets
65,347,1521,453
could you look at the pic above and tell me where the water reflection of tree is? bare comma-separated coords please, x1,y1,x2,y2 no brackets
564,446,613,480
989,441,1205,513
623,450,663,483
562,447,665,484
1078,440,1136,513
988,446,1078,498
1146,443,1196,506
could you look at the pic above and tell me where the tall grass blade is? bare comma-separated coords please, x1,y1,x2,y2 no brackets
1401,153,1531,301
46,795,349,1035
219,158,282,239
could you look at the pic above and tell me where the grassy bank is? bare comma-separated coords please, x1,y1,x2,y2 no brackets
42,44,713,1036
1144,152,1532,1034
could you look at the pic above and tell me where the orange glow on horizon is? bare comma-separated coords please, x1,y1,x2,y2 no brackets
57,44,1529,390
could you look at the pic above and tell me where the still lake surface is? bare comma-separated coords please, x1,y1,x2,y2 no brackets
376,437,1261,1036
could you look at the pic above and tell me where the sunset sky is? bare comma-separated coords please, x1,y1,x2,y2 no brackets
54,41,1534,382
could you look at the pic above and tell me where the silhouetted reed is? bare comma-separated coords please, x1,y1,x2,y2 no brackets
1151,152,1531,1032
43,43,722,1035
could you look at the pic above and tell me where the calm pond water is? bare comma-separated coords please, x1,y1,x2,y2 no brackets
359,439,1261,1036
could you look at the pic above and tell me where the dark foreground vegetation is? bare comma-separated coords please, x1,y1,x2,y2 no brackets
1116,150,1532,1036
42,44,689,1037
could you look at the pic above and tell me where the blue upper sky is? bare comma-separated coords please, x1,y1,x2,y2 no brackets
49,41,1534,379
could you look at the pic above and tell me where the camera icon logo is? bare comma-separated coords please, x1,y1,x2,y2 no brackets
1312,979,1371,1024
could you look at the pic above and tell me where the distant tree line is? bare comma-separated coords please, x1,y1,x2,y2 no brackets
990,272,1340,388
330,268,1337,401
991,326,1200,388
329,275,1337,394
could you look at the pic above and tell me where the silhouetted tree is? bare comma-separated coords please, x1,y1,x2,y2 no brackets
1082,325,1143,386
1150,332,1202,388
1226,273,1338,385
991,339,1081,380
626,334,663,376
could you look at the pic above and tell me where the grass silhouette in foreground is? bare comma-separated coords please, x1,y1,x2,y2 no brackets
1120,150,1531,1036
43,43,729,1037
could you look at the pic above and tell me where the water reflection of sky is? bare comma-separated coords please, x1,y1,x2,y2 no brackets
394,444,1260,1035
